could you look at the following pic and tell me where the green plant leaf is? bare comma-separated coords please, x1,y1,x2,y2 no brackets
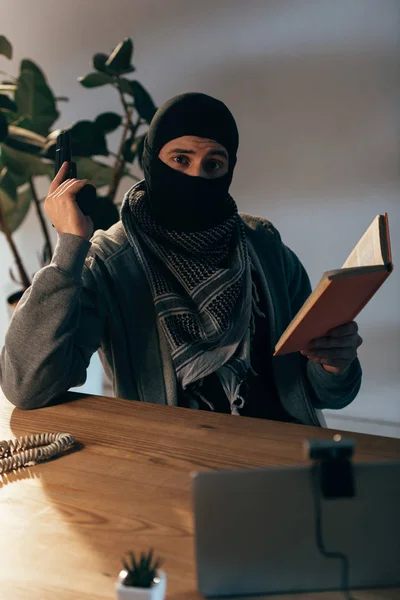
117,78,134,96
0,94,17,112
0,185,32,234
0,35,12,59
2,110,15,127
121,549,161,589
14,60,59,136
0,84,17,93
0,112,8,141
9,115,35,129
40,127,63,160
78,72,114,88
129,552,138,572
0,168,32,234
95,112,122,134
1,144,53,185
0,166,16,200
73,157,114,188
42,128,63,144
5,125,45,154
130,81,157,124
41,121,108,159
105,38,135,76
92,52,110,73
70,121,108,156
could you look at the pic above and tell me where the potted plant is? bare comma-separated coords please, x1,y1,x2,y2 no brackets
116,549,166,600
0,34,156,312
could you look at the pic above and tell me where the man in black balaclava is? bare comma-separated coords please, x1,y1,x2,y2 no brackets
142,93,239,231
121,92,363,420
2,92,363,427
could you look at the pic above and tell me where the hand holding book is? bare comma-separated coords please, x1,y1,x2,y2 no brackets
274,213,393,356
300,320,363,375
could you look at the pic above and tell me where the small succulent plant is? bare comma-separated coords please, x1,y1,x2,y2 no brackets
122,549,162,588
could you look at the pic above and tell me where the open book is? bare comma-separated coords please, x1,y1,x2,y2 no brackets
274,213,393,356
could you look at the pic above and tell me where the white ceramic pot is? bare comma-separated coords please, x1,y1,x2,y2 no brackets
115,570,167,600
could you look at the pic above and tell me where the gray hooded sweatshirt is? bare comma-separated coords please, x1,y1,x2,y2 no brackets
0,191,362,426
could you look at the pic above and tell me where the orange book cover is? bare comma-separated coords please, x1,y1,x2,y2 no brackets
274,214,393,356
274,267,392,356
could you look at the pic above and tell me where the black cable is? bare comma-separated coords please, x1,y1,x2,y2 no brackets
311,464,358,600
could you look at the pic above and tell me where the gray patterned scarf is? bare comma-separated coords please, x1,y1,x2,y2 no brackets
121,181,253,414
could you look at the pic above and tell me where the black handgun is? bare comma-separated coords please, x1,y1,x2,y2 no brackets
54,130,96,217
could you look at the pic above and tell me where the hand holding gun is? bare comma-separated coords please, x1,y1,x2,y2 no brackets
44,131,96,240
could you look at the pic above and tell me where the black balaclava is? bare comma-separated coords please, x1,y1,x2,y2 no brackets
142,92,239,232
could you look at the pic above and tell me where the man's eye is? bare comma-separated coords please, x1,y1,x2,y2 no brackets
173,155,189,166
207,160,223,171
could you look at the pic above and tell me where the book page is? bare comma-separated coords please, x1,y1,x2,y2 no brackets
341,215,383,269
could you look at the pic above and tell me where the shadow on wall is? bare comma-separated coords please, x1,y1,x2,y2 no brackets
357,325,400,383
164,52,398,209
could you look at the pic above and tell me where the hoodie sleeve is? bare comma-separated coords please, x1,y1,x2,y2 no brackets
281,243,362,410
0,233,106,410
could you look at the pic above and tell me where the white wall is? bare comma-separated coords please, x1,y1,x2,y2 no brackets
1,0,399,435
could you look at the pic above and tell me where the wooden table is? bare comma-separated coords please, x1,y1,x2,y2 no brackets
1,390,399,600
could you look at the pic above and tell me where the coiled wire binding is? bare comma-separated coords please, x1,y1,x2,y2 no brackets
0,432,75,475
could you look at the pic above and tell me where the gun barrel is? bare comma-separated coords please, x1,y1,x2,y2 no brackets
54,130,72,176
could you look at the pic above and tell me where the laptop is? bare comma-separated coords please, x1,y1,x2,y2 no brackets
192,461,400,597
